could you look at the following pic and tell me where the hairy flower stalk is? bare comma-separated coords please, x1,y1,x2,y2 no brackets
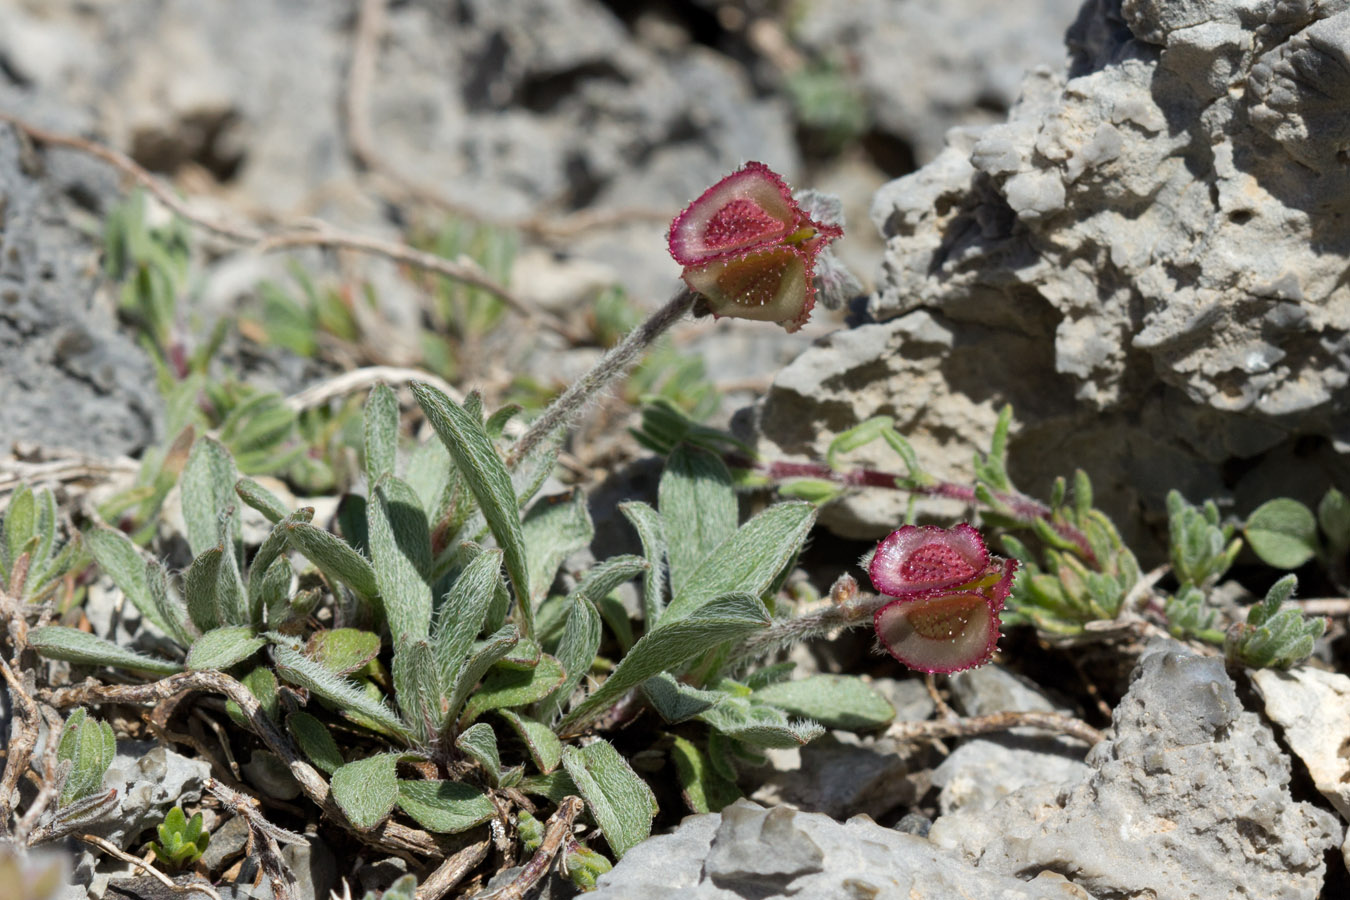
507,162,847,468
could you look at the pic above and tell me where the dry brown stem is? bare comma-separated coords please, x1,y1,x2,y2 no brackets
78,832,223,900
415,838,492,900
886,710,1106,747
472,796,584,900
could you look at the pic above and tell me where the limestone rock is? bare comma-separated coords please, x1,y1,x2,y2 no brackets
929,648,1343,900
752,0,1350,546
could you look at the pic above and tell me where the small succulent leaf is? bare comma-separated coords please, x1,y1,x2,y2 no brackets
1317,487,1350,552
186,626,265,671
364,383,400,485
874,591,1001,674
411,382,532,635
307,628,382,675
286,521,379,603
562,740,657,858
663,501,816,624
433,548,504,688
286,711,344,775
392,639,442,742
455,722,502,785
444,626,520,729
522,489,595,607
182,437,240,559
538,594,602,724
670,735,740,814
226,665,280,727
751,675,895,731
1245,499,1319,569
369,480,434,643
395,780,494,833
31,626,181,675
660,445,738,599
331,753,400,830
640,672,723,724
234,477,291,524
618,501,668,628
85,526,177,638
557,591,770,734
272,644,409,740
461,654,566,726
497,709,563,774
869,524,989,597
825,416,894,470
562,841,614,891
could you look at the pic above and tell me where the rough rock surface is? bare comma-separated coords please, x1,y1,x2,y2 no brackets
1252,666,1350,867
929,648,1343,900
0,123,160,457
589,798,1099,900
750,0,1350,543
791,0,1083,164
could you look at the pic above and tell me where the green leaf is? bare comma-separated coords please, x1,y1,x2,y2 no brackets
183,548,225,633
144,558,195,648
331,753,400,830
461,655,566,726
247,507,313,608
618,501,668,628
751,675,895,731
181,437,239,559
85,527,178,639
556,592,770,734
498,709,562,774
562,740,656,858
522,490,594,607
443,626,519,729
2,483,36,571
227,665,280,727
286,522,379,603
663,502,816,623
272,644,409,740
433,548,504,687
455,722,502,785
640,673,723,724
1318,488,1350,552
392,639,443,743
660,445,737,597
518,770,581,804
287,711,343,775
699,700,824,748
186,626,265,671
1245,498,1319,569
57,708,116,807
369,479,434,642
412,382,532,636
539,594,601,724
396,780,494,833
307,628,381,675
31,627,181,675
234,477,291,524
670,735,739,814
364,383,400,485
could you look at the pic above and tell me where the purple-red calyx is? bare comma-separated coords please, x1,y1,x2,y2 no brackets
867,524,1018,674
668,161,843,333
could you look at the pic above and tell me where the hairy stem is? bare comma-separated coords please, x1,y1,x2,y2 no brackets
506,288,696,469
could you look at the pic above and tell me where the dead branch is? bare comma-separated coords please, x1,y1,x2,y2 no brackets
0,657,41,837
415,838,492,900
886,710,1106,747
79,832,223,900
471,797,584,900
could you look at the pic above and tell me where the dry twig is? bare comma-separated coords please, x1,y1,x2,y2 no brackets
473,797,584,900
886,710,1106,747
78,832,223,900
0,657,41,837
415,838,492,900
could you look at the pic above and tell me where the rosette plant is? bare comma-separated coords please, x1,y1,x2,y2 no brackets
868,524,1018,673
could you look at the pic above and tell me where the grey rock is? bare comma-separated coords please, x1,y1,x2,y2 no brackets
791,0,1084,164
751,731,930,821
932,739,1090,816
0,121,160,457
867,676,938,722
929,648,1344,900
752,0,1350,548
91,742,212,849
1251,666,1350,868
590,798,1098,899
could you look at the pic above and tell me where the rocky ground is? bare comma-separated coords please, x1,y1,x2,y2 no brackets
2,1,1349,899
